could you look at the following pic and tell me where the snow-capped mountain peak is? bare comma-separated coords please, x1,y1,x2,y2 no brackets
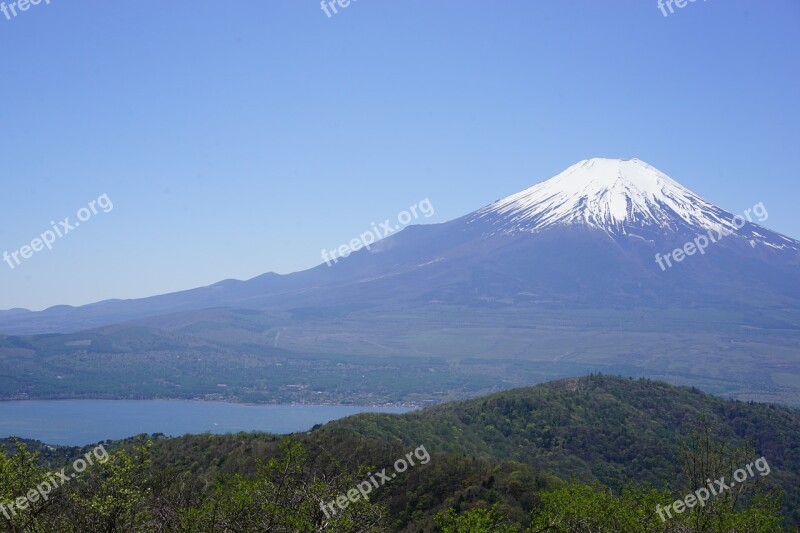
473,158,742,236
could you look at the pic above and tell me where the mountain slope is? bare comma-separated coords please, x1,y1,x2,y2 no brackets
1,158,799,334
1,158,799,406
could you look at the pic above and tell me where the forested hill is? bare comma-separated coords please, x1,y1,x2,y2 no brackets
316,375,800,517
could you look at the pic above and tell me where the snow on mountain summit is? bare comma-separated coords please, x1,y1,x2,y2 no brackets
472,158,750,237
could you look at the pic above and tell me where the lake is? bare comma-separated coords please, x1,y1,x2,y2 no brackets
0,400,412,446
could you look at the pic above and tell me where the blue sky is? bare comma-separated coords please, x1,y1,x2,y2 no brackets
1,0,798,310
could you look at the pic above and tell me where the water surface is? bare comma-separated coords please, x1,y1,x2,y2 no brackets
0,400,411,446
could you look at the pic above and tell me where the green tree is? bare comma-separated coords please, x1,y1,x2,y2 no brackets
673,417,783,533
0,440,57,533
64,440,155,532
435,504,520,532
528,481,672,532
181,437,388,532
527,419,784,533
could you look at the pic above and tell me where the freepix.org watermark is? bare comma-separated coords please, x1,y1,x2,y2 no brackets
320,0,357,18
657,0,707,18
320,445,430,519
3,193,114,271
655,456,771,522
1,0,51,22
655,201,767,272
321,198,434,267
0,444,109,520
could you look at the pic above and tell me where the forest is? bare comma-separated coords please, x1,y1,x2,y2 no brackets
1,375,797,532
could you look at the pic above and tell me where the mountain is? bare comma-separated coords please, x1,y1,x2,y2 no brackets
473,158,798,245
3,158,799,331
1,158,799,406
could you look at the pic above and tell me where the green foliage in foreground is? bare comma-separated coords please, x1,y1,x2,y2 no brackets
181,439,386,532
0,432,787,532
526,482,782,533
433,482,783,533
436,504,520,532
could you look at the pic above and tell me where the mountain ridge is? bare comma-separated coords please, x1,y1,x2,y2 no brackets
2,158,799,333
1,159,799,408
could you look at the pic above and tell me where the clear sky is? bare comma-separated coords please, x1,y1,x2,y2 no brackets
1,0,798,311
